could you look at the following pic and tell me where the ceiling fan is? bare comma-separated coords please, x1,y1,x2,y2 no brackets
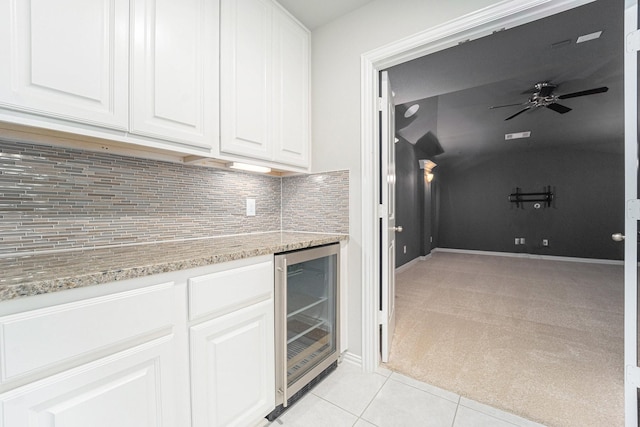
490,82,609,121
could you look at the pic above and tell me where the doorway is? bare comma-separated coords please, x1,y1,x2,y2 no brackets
360,0,637,425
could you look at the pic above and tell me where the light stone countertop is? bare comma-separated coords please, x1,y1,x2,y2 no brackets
0,232,347,302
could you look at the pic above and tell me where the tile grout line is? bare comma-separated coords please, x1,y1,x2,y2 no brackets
351,371,393,426
450,395,462,427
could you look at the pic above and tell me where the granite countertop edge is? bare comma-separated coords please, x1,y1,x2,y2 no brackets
0,232,348,302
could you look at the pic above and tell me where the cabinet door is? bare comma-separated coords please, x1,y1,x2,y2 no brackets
0,0,129,129
272,7,310,168
131,0,219,150
191,300,275,427
0,336,187,427
220,0,273,160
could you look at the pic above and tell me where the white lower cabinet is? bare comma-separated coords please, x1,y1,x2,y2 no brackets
0,255,275,427
188,256,275,427
190,300,275,427
0,281,191,427
0,336,183,427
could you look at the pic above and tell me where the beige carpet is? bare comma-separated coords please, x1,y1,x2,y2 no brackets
384,251,624,427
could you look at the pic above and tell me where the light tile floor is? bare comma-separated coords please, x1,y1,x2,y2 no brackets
265,362,547,427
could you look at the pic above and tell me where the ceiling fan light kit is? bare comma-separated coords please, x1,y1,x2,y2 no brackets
490,81,609,121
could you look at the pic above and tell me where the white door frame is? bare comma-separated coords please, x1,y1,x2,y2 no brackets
623,2,638,426
359,0,598,372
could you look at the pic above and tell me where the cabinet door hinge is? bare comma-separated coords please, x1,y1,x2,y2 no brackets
378,204,385,218
627,29,640,53
627,199,640,220
377,97,384,111
377,310,385,325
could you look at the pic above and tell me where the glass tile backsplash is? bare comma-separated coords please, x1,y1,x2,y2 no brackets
0,140,348,255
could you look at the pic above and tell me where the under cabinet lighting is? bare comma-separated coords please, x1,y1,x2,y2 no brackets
228,162,272,174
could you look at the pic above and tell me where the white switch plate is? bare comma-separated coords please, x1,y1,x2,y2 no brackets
246,199,256,216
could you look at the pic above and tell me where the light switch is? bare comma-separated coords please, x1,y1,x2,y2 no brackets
246,199,256,216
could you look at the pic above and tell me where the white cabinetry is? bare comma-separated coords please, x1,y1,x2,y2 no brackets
0,337,178,427
220,0,309,169
0,281,190,427
0,255,276,427
0,0,129,129
0,0,219,154
131,0,219,148
189,257,275,427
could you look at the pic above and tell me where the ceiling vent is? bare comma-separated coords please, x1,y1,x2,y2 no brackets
505,131,531,140
576,31,602,43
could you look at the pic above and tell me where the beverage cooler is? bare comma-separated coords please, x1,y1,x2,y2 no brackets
267,243,340,421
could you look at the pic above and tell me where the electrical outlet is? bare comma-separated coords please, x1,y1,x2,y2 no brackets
515,238,519,245
542,239,549,247
520,237,525,245
403,245,407,254
246,198,256,216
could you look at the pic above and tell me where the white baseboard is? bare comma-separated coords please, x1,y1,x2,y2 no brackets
340,351,362,368
432,247,624,266
395,253,433,273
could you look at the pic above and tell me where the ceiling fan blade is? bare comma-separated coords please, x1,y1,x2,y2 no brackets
505,107,531,121
489,102,526,109
557,86,609,99
546,103,572,114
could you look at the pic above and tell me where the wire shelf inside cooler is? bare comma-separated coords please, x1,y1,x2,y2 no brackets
286,315,333,384
287,291,328,319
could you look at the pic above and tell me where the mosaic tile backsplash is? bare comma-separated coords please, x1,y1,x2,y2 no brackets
282,171,349,234
0,140,349,255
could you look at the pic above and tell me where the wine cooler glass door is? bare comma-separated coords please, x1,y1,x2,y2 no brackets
277,244,339,402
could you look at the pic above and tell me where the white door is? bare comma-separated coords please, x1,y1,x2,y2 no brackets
0,0,129,129
380,71,397,363
623,2,639,426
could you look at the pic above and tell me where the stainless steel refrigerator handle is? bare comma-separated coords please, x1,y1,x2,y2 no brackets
281,257,289,407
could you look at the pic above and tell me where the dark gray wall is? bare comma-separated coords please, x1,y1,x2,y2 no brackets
394,139,438,268
437,148,624,260
395,140,423,267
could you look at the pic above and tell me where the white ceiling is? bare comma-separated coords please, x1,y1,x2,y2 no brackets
276,0,373,29
387,0,623,164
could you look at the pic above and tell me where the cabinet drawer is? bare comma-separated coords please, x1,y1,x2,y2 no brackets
0,282,175,384
188,259,273,321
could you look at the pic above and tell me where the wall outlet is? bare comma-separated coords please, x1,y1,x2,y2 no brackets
403,245,407,254
515,238,519,245
542,239,549,247
520,237,525,245
246,198,256,216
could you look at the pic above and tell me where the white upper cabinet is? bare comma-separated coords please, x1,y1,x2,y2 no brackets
272,5,310,167
220,0,310,169
0,0,129,129
220,0,272,160
131,0,219,149
0,0,220,154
